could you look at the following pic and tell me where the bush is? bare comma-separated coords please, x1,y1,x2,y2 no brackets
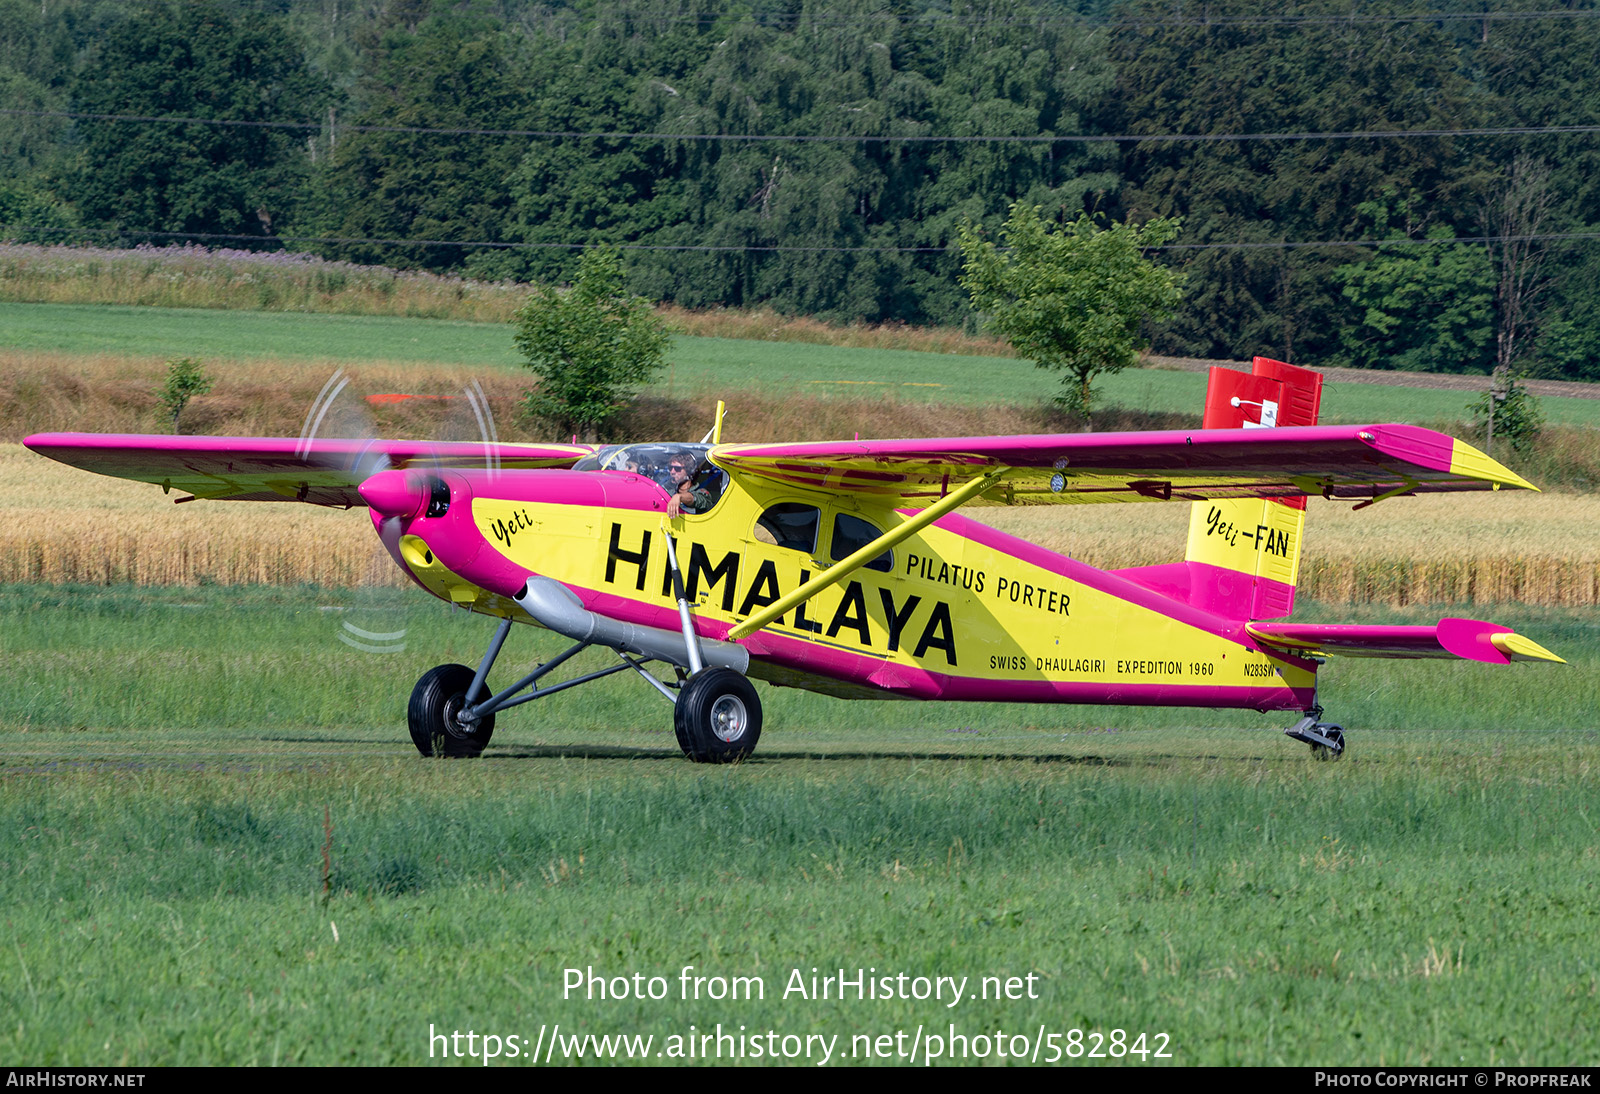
158,356,213,433
1466,372,1544,454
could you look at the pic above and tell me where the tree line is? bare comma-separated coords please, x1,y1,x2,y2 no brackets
4,0,1600,381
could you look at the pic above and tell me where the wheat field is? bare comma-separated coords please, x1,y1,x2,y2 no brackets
980,494,1600,606
5,443,1595,602
0,443,399,586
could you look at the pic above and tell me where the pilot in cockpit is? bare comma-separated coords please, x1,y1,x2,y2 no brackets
587,443,723,516
665,450,714,517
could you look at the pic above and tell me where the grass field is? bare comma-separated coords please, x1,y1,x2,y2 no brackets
1,585,1595,1066
0,241,1014,356
1,584,1591,734
6,300,1600,427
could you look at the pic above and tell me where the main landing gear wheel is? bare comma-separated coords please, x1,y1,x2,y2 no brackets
1311,724,1346,761
674,667,762,763
409,663,495,758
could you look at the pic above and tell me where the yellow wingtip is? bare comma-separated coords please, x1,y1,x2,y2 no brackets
1490,632,1566,664
1450,438,1538,491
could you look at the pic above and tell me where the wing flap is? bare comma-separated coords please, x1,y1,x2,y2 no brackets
1246,618,1565,664
712,424,1535,506
23,433,595,507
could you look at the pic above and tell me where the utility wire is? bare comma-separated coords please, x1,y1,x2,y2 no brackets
1160,231,1600,249
0,226,950,253
9,224,1600,255
652,10,1600,27
6,107,1597,144
262,4,1600,30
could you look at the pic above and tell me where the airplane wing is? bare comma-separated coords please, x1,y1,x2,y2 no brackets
712,424,1534,506
1246,619,1565,664
23,433,595,507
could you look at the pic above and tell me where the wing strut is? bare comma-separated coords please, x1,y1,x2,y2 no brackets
727,467,1007,640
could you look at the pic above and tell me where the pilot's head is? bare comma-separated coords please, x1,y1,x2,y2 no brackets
667,452,697,485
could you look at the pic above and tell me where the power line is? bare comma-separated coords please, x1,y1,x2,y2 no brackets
0,225,950,254
1093,6,1600,29
9,224,1600,255
1159,230,1600,250
289,6,1600,31
7,107,1597,145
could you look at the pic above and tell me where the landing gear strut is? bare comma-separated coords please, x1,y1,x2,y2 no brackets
1285,705,1346,760
406,564,765,763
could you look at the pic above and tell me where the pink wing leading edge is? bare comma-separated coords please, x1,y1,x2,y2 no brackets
23,433,596,507
712,424,1535,505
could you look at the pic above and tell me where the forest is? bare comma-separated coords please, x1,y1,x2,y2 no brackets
4,0,1600,379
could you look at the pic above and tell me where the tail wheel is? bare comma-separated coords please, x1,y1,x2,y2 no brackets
1311,724,1345,761
673,667,762,763
409,663,495,757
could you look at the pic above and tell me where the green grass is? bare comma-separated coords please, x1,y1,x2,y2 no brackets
1,585,1595,1065
6,301,1600,426
0,301,525,368
0,584,1591,736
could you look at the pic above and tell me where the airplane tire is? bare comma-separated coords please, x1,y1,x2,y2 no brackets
409,663,495,758
673,668,762,763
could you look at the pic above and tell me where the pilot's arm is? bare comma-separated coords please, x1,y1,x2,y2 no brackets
666,479,712,517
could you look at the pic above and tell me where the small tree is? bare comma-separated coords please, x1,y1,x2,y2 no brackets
159,356,213,433
1468,372,1545,455
514,248,671,441
959,204,1182,427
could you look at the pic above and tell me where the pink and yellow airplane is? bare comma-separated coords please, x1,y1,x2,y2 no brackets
25,357,1562,762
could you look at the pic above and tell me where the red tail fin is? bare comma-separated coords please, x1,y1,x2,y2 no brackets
1114,357,1324,620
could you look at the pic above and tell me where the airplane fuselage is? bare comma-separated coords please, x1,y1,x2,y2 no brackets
380,464,1319,712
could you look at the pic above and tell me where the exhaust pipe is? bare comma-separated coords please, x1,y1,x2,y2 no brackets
515,576,749,674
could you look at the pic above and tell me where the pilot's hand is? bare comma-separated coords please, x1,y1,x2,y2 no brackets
669,478,700,518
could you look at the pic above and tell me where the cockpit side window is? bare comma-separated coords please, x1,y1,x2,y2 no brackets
830,512,893,572
756,503,820,554
575,442,726,514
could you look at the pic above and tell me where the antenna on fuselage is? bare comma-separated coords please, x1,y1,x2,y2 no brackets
700,400,727,445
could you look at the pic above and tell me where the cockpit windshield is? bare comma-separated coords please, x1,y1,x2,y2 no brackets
573,443,726,514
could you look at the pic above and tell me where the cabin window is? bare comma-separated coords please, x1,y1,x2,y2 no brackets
755,503,819,553
576,442,726,514
830,513,893,572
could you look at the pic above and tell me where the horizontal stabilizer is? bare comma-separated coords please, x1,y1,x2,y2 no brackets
1246,618,1565,665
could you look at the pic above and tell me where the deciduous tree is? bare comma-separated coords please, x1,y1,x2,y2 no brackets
514,248,671,442
1468,373,1544,456
959,203,1181,427
1332,232,1495,375
71,1,326,244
